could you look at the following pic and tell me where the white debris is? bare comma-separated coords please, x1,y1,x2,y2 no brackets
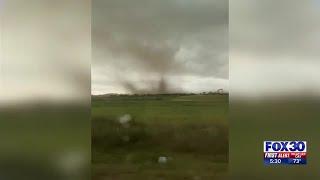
158,156,168,164
119,114,131,126
55,150,86,175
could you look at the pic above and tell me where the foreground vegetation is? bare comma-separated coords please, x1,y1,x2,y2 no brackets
92,94,228,180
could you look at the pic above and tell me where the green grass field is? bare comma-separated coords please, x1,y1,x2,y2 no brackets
92,94,228,180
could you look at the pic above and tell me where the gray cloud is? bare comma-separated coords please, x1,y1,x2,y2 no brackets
1,0,90,104
92,0,228,94
230,0,320,97
230,0,320,58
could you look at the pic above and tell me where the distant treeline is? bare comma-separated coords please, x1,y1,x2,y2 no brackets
93,91,228,97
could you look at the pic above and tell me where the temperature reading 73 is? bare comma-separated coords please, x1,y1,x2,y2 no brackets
293,159,301,164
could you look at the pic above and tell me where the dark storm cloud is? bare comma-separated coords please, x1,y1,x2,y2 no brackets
92,0,228,94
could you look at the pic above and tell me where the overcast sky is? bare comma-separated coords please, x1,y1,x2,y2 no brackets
230,0,320,98
0,0,90,104
92,0,228,94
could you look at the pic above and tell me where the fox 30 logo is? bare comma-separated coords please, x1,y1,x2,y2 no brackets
264,141,307,165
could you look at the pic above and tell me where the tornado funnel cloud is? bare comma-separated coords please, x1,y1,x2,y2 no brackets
92,0,228,94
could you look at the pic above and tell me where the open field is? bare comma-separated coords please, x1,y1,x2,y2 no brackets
0,105,90,179
92,94,228,180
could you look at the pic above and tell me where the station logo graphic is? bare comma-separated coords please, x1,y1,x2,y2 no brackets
264,141,307,165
